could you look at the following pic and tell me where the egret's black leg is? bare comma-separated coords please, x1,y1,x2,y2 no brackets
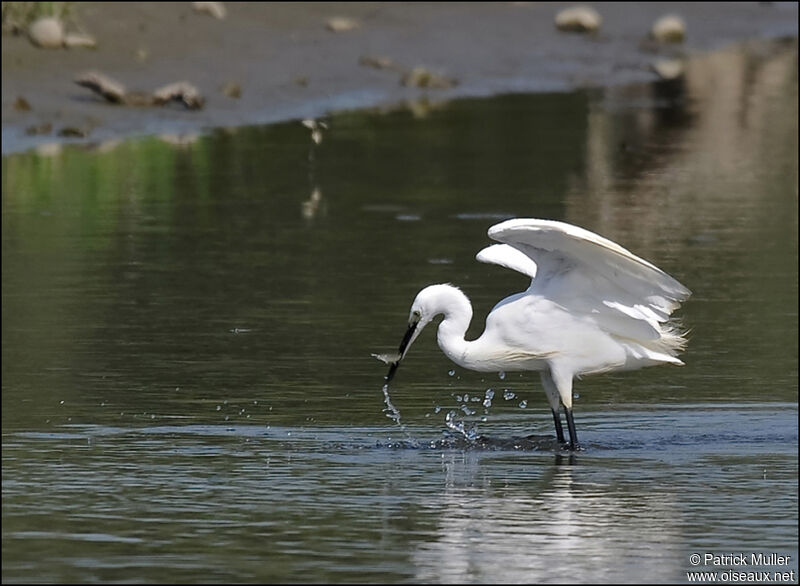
551,409,565,444
565,407,579,451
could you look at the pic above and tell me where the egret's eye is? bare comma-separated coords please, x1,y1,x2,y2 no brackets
412,310,421,320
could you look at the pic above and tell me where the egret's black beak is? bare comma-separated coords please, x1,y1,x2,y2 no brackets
385,319,419,383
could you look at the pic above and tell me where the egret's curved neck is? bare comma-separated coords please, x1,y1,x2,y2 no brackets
431,286,474,368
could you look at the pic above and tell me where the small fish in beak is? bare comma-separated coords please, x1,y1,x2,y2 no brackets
374,313,422,383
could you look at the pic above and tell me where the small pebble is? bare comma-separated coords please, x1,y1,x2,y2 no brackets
359,55,397,70
554,6,601,33
64,33,97,49
28,17,64,49
326,16,360,32
651,14,686,43
192,2,227,20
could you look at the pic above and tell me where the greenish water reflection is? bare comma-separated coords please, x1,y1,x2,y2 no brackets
2,40,798,583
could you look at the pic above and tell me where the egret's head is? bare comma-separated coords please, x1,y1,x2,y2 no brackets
384,285,455,383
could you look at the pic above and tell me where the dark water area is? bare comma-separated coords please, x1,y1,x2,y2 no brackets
2,40,798,583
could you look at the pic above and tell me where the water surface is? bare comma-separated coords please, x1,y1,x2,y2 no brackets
2,40,798,583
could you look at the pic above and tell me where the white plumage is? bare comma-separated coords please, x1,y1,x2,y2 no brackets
383,218,691,450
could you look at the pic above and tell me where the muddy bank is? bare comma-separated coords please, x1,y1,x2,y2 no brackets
2,2,797,154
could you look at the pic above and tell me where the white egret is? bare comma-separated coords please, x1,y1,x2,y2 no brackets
382,218,691,450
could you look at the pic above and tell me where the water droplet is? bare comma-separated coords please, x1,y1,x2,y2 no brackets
499,371,506,380
59,400,65,405
448,369,456,377
455,395,462,402
216,405,222,411
434,405,442,413
573,392,580,400
503,390,516,401
463,393,470,403
519,400,528,409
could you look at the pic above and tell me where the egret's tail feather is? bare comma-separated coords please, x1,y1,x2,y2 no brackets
659,318,690,357
608,317,689,370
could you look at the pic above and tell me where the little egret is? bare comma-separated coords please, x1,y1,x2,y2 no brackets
381,218,691,450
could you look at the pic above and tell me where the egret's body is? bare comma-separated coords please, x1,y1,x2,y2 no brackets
383,218,690,450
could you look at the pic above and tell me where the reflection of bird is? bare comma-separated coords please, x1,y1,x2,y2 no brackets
381,218,691,450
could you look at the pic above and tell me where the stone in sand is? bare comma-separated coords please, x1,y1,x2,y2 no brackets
326,16,360,32
28,17,64,49
64,33,97,49
554,6,602,33
192,2,227,20
651,15,686,43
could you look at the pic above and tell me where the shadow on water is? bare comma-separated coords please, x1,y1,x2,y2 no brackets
2,39,798,583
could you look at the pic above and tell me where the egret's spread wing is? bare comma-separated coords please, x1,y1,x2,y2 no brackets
487,219,690,345
476,244,537,279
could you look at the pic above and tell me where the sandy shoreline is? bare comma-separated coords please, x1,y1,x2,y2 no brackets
2,2,797,155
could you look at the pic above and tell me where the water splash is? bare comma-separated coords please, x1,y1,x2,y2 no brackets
482,388,495,409
444,410,479,441
381,383,402,425
381,383,420,447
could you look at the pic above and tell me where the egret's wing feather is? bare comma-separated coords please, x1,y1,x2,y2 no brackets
487,219,690,356
547,269,663,341
488,218,690,307
476,244,537,279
